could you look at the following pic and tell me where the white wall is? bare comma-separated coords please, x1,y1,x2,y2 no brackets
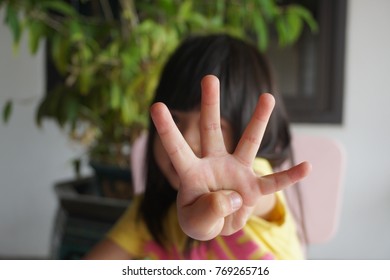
0,11,87,258
296,0,390,259
1,0,390,259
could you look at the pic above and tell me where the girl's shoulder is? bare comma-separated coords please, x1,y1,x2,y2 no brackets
105,195,151,256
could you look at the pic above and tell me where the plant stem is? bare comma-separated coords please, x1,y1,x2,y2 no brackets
119,0,139,39
99,0,114,21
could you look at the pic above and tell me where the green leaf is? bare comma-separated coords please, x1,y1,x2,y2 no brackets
51,34,69,74
137,19,156,33
2,100,13,123
69,21,84,43
35,86,63,127
215,0,226,16
252,12,269,51
158,0,176,16
81,44,93,62
79,68,93,94
285,12,303,44
28,20,45,54
121,96,135,125
65,96,79,125
275,16,288,47
39,1,78,17
177,0,193,22
110,83,122,109
144,37,153,59
257,0,278,19
288,5,318,33
187,13,208,29
5,5,22,45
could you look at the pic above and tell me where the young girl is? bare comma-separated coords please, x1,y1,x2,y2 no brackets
85,34,311,260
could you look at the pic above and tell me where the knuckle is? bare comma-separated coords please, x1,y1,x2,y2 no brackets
244,135,260,145
209,193,228,217
202,122,220,132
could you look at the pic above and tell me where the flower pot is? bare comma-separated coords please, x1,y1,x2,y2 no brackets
89,161,133,200
51,177,129,259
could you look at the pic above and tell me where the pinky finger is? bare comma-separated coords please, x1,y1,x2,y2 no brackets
259,161,312,195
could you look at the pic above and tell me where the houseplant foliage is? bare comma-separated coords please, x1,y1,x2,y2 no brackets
1,0,317,170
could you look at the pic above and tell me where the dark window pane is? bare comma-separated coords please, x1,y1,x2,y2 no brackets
267,0,347,124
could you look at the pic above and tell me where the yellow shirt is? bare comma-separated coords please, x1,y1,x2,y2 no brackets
107,158,303,259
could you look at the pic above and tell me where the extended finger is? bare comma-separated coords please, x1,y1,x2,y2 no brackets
234,93,275,166
200,75,226,156
258,161,312,195
150,102,197,174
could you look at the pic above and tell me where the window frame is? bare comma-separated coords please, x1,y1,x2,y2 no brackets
275,0,347,124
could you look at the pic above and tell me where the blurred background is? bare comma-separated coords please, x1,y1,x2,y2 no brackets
1,0,390,259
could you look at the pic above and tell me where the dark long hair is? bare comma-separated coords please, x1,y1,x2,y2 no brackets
138,34,292,246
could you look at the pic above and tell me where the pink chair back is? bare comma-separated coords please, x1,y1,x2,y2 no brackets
284,134,345,244
130,132,148,195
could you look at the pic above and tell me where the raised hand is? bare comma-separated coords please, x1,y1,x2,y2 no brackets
150,75,311,241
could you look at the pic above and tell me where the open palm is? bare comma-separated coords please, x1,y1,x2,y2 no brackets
150,75,311,241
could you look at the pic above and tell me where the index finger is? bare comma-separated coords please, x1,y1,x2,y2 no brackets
150,102,197,174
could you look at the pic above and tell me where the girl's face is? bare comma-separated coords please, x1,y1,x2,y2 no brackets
153,109,234,190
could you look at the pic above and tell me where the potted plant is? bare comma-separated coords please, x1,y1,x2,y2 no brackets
1,0,317,199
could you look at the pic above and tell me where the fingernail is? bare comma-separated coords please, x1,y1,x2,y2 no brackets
230,192,242,211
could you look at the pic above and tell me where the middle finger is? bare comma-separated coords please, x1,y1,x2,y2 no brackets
200,75,226,157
